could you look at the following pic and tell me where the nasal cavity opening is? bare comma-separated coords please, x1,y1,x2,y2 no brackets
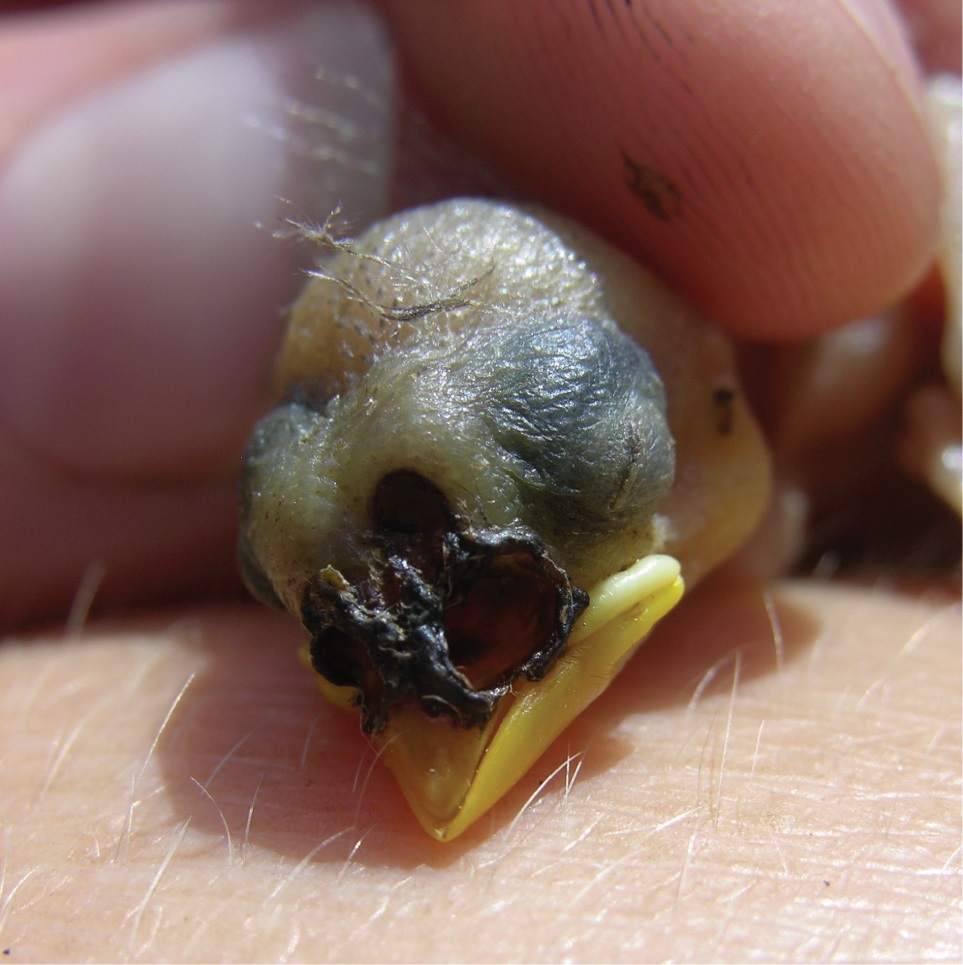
443,550,558,691
373,470,452,537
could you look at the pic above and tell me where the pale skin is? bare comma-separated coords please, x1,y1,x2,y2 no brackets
0,1,960,962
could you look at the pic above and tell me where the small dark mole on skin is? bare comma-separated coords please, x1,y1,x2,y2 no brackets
823,880,831,887
621,149,682,221
713,386,736,435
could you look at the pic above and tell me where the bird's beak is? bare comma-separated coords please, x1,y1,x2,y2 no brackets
314,554,683,841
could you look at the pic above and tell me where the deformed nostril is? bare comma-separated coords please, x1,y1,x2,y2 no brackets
443,543,583,692
373,470,452,536
302,518,588,732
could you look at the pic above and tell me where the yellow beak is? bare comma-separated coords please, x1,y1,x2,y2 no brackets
313,554,683,841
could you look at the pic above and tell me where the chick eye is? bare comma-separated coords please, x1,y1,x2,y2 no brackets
476,315,674,570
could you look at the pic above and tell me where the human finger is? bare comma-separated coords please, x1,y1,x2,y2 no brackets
383,0,942,339
0,0,397,625
0,0,394,483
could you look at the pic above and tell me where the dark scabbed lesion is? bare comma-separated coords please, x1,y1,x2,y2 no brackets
302,475,589,732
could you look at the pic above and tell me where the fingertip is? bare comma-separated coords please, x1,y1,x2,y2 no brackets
0,1,396,480
0,0,237,163
385,0,942,338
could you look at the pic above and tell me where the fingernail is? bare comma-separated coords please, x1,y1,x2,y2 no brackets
0,2,395,479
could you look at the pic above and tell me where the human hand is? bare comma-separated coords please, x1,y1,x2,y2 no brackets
0,0,950,625
0,1,958,961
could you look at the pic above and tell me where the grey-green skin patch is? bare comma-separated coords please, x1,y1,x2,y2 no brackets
238,200,676,731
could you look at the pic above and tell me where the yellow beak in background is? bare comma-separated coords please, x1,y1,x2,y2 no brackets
313,554,683,842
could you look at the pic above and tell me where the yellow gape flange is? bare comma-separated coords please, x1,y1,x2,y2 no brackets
312,555,683,842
